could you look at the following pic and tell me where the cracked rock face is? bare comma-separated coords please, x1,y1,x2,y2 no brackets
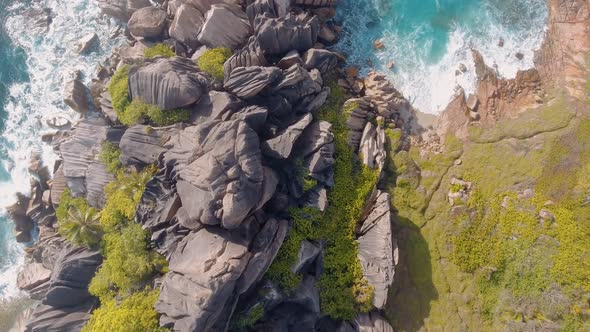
254,12,320,55
224,66,282,98
357,191,397,309
128,6,168,39
163,120,264,229
128,57,207,111
169,4,205,49
197,4,252,50
262,113,313,159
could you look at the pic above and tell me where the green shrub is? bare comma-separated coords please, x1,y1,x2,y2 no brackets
89,223,166,300
82,289,166,332
144,43,175,59
100,142,122,173
231,304,265,330
56,190,102,248
108,66,130,117
197,47,232,80
119,99,190,127
100,166,156,233
146,106,191,126
266,79,379,320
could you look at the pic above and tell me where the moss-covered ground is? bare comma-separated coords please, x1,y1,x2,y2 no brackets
385,96,590,331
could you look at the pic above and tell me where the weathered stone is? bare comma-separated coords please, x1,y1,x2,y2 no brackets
128,6,168,39
359,122,386,170
128,57,206,110
63,79,89,114
277,50,303,70
197,4,252,50
97,0,151,21
120,125,176,166
302,48,337,73
223,37,267,80
262,113,313,159
169,4,205,49
163,120,263,229
17,262,51,292
254,13,319,55
224,66,282,98
179,0,225,14
291,240,320,274
85,161,115,208
357,191,396,309
74,33,98,54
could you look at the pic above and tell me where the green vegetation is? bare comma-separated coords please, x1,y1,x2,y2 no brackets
231,304,264,330
267,80,379,320
109,66,130,117
197,47,232,80
108,67,189,126
384,99,590,331
82,289,166,332
118,99,191,126
57,164,165,330
144,44,175,59
56,190,102,248
89,223,166,300
100,142,122,173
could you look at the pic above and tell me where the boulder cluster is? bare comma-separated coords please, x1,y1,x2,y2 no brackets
13,0,407,331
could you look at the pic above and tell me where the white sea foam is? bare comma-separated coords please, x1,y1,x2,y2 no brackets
337,0,549,114
0,0,124,299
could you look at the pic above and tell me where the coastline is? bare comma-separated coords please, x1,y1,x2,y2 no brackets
4,0,589,331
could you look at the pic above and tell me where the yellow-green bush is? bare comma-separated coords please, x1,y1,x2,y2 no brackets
99,142,122,173
144,44,175,59
231,304,265,330
266,80,379,320
108,66,130,117
197,47,232,80
118,99,190,127
89,223,166,300
82,289,165,332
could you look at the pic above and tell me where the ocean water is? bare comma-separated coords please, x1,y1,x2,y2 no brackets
336,0,549,114
0,0,123,308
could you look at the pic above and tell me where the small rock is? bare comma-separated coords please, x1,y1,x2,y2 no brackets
386,61,395,70
515,52,524,60
344,66,358,78
74,33,99,54
373,39,384,50
466,94,479,112
498,37,504,47
46,116,71,129
458,63,467,72
454,159,462,166
539,209,555,223
63,79,89,114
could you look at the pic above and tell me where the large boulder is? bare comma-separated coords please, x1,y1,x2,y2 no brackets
223,36,267,80
156,217,288,331
59,118,110,178
254,13,319,55
191,91,245,123
128,6,168,39
25,246,102,332
262,113,312,159
197,4,252,50
97,0,151,21
128,57,206,110
63,79,89,114
224,66,282,98
302,48,338,74
169,4,205,49
356,191,396,309
179,0,225,14
163,120,264,229
119,125,178,166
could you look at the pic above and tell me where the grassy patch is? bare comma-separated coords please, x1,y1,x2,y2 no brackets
144,44,175,59
119,99,190,127
100,142,122,174
197,47,232,80
108,66,130,118
266,80,379,320
467,96,575,143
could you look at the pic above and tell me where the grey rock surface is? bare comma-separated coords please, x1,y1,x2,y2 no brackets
169,4,205,49
262,113,312,159
128,6,168,38
254,13,319,55
63,79,89,114
128,57,206,110
197,4,251,50
224,66,282,98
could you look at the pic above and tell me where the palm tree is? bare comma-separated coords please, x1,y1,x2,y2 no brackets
59,205,103,248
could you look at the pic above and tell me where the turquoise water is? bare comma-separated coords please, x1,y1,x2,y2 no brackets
336,0,549,113
0,0,124,301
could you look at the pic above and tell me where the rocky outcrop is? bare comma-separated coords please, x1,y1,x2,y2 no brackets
74,33,98,54
224,66,282,98
128,57,207,110
262,113,313,159
128,7,168,39
197,4,252,50
534,0,590,100
169,4,205,50
97,0,151,21
223,37,267,80
356,191,396,309
25,246,102,332
254,13,320,55
163,120,264,229
63,79,89,114
359,122,386,170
